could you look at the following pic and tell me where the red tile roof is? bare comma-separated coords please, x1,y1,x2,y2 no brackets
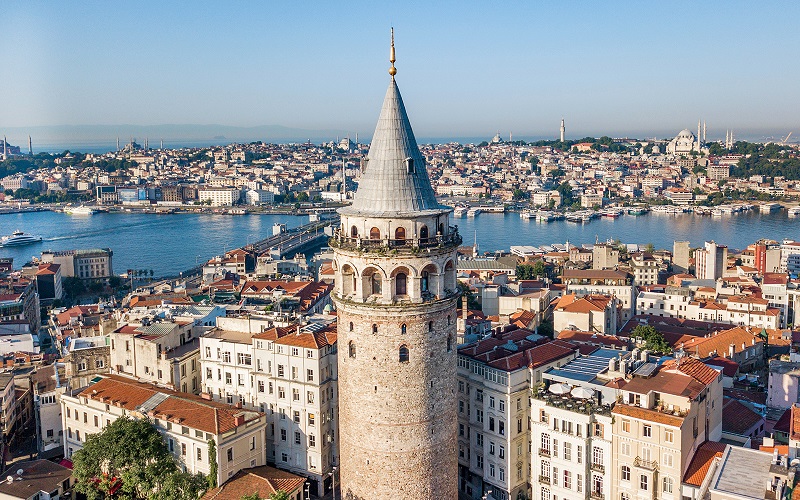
202,465,305,499
683,441,727,486
722,397,764,436
611,404,684,426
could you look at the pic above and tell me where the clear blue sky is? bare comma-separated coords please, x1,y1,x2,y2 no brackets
2,1,799,141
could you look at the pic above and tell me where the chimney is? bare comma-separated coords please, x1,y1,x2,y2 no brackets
729,344,735,358
200,392,212,400
234,415,245,426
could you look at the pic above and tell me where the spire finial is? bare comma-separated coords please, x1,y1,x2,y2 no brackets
389,27,397,78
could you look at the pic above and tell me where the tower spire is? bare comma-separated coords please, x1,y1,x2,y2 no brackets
389,28,396,79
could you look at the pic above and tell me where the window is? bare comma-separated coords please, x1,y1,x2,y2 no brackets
563,470,572,489
499,400,505,413
592,475,603,496
295,432,301,445
622,419,630,433
308,413,315,426
447,334,452,352
489,442,495,455
277,365,284,377
222,352,231,363
577,445,582,464
663,452,674,468
499,445,504,459
540,433,550,452
238,374,244,386
280,429,287,441
293,411,300,424
663,477,673,493
307,369,314,382
181,443,187,456
395,272,407,295
476,433,484,447
237,353,251,365
227,448,233,462
564,442,571,461
197,448,202,460
292,366,298,379
258,381,265,392
372,323,378,334
640,475,648,491
476,409,484,423
399,345,409,363
621,466,630,481
621,442,630,456
308,391,315,403
206,368,212,380
540,460,550,479
489,463,495,477
278,387,285,399
489,417,495,432
665,429,674,443
592,447,603,466
476,455,483,469
349,341,356,359
643,424,652,437
489,396,495,409
309,435,316,447
499,420,505,436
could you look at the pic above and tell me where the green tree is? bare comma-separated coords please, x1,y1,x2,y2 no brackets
62,277,86,299
512,188,528,200
516,264,534,280
72,417,207,500
537,320,554,338
631,325,671,354
644,243,655,253
207,439,218,488
456,281,480,310
296,192,310,203
269,492,290,500
241,494,261,500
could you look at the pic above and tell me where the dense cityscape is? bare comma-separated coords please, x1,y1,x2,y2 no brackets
3,7,800,500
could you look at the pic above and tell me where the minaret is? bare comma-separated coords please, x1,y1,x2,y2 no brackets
117,137,120,151
160,138,163,150
28,136,32,155
331,29,459,500
341,156,346,199
697,119,702,151
560,118,565,142
703,121,707,143
2,136,6,159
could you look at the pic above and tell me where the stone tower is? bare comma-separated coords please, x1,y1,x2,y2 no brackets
330,31,460,500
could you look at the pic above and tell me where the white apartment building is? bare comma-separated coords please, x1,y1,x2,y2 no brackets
780,240,800,273
762,274,789,327
110,320,201,393
695,241,727,281
61,375,266,485
562,269,635,322
553,294,619,335
631,253,659,286
611,358,722,500
200,316,339,497
531,394,613,500
31,363,67,456
198,187,242,206
457,332,578,500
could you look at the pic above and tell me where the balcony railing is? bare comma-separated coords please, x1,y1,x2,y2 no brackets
590,491,605,500
531,388,613,416
329,226,462,253
633,456,659,471
538,475,551,485
590,463,605,473
538,448,551,458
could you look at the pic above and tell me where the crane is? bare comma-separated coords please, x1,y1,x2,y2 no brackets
782,132,793,145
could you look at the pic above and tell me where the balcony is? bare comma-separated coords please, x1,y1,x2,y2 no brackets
590,463,605,473
590,492,605,500
531,388,613,416
538,448,551,458
633,456,659,471
538,475,551,485
329,227,462,254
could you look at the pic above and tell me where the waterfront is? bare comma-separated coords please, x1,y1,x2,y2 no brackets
4,210,800,276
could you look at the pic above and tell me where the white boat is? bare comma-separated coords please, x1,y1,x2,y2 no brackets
0,230,42,247
467,208,481,217
520,210,535,220
788,207,800,217
454,206,468,217
760,203,782,213
65,205,95,215
711,209,724,218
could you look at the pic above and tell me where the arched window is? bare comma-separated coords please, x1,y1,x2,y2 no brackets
438,223,444,235
372,324,378,334
371,273,382,295
401,324,407,335
429,321,434,332
349,322,353,332
447,315,451,325
394,227,406,241
447,334,452,352
419,225,429,241
369,227,381,240
399,345,409,363
348,341,356,359
350,226,359,238
395,272,407,296
421,270,429,292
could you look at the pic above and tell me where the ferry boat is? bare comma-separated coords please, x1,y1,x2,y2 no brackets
760,203,782,213
711,208,724,218
453,206,469,217
466,207,481,217
788,207,800,217
537,212,556,223
0,230,42,247
627,207,649,216
65,205,95,215
601,208,623,218
520,210,535,220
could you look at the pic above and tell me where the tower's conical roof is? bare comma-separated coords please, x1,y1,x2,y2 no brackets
340,79,447,217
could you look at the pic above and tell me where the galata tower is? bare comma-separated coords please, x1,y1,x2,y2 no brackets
330,30,460,499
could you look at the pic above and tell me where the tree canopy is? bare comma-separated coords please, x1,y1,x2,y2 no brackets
72,417,207,500
630,325,671,354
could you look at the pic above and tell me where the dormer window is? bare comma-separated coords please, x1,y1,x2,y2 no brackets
405,157,415,174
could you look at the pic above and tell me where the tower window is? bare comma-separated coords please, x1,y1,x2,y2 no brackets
421,271,429,292
394,227,406,241
395,272,407,296
420,225,429,241
447,334,453,352
447,315,451,325
429,321,434,332
405,157,415,174
349,341,356,359
371,273,382,295
349,322,353,332
369,227,381,240
350,226,359,238
399,345,409,363
372,324,378,334
401,324,407,335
